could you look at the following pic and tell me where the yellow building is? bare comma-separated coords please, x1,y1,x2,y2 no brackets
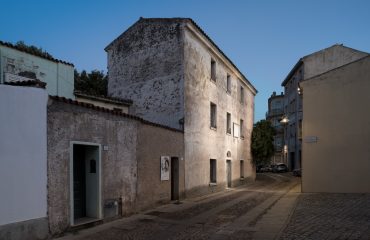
301,55,370,193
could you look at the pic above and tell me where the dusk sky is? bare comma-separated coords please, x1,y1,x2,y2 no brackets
2,0,370,121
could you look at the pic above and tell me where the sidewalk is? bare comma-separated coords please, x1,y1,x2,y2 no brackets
250,181,301,240
278,192,370,240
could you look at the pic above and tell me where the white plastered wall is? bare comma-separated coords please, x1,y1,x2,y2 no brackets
0,84,48,225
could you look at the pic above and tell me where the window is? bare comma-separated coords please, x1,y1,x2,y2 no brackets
240,160,244,178
226,74,231,93
210,102,217,128
240,86,244,103
210,159,217,183
226,112,231,134
211,59,216,81
240,119,244,138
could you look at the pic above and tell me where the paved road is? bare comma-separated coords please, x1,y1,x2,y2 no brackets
57,173,300,240
279,193,370,240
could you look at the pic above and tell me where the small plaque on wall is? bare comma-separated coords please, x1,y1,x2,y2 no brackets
160,156,170,181
304,136,318,143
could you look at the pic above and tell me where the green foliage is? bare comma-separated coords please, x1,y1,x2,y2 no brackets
251,120,276,166
74,69,108,96
15,41,53,59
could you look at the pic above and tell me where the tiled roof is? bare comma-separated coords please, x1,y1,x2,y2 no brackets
0,41,74,67
74,91,133,106
49,95,183,133
105,17,257,94
4,79,47,88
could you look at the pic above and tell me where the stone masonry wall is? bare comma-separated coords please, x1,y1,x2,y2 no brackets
107,18,185,129
47,101,138,235
183,27,255,197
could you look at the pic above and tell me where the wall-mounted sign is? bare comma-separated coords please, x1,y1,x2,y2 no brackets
160,156,170,181
233,123,240,138
304,136,318,143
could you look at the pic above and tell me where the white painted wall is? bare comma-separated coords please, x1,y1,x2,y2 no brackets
0,85,48,225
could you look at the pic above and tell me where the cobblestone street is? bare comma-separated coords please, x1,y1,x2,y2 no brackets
279,193,370,240
55,174,370,240
56,173,299,240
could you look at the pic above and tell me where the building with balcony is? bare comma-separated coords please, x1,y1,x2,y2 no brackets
281,44,368,171
266,91,285,164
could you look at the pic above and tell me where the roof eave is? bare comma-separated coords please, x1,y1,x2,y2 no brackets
281,59,303,87
185,19,258,95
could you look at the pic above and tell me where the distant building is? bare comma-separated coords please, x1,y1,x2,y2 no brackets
266,91,285,164
0,41,74,99
106,17,257,197
281,44,368,170
301,55,370,193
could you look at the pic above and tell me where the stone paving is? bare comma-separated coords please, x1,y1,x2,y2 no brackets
55,174,370,240
279,193,370,240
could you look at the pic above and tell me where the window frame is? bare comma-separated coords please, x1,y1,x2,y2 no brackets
226,112,231,134
210,159,217,183
240,160,244,178
211,58,216,82
240,86,244,104
210,102,217,129
226,74,231,94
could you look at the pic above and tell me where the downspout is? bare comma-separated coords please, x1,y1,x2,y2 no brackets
56,63,59,96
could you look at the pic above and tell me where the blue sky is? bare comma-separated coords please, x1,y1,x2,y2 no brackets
1,0,370,121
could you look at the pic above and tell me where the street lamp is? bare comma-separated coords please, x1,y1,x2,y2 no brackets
280,116,289,124
280,115,289,165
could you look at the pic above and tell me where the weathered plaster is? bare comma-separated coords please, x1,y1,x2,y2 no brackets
136,124,184,211
107,19,185,129
183,27,255,197
47,101,138,234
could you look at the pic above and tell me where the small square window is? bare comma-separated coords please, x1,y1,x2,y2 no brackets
240,119,244,138
226,74,231,93
240,86,244,103
210,159,217,183
211,59,216,81
210,102,217,129
226,112,231,134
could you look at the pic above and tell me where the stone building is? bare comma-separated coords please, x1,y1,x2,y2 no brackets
301,55,370,193
0,41,75,99
106,18,257,197
281,44,368,170
266,91,285,164
47,96,184,235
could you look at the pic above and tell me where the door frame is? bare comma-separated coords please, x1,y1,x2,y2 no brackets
226,159,232,188
171,157,179,200
69,141,102,226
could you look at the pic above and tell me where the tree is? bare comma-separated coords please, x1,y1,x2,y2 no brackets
251,120,276,166
15,41,53,59
74,69,108,96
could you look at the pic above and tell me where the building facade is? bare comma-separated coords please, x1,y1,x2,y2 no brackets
281,44,368,171
266,92,285,164
301,55,370,193
0,84,49,240
47,97,184,235
0,41,75,99
106,18,257,197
